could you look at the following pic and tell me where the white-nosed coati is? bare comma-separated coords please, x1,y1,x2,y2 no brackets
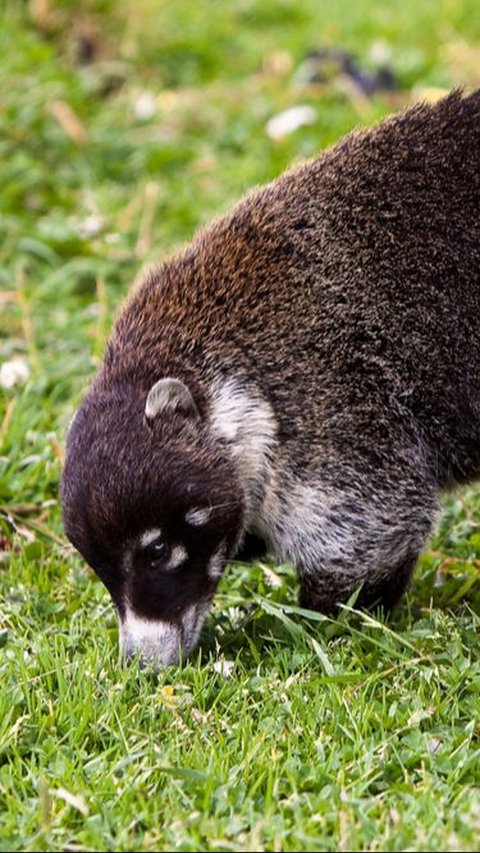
62,91,480,666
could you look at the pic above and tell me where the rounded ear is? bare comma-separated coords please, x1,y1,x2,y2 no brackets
145,378,200,422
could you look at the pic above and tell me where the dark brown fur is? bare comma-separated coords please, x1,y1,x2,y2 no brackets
62,91,480,664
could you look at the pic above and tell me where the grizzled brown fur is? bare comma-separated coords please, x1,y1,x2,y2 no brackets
62,91,480,665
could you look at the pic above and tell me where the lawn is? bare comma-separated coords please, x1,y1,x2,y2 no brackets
1,1,480,850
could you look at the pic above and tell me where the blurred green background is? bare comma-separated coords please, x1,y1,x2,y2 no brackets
1,2,480,851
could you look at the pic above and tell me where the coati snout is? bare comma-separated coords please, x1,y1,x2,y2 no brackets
62,90,480,666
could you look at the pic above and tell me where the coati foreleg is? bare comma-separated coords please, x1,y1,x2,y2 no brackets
270,452,440,615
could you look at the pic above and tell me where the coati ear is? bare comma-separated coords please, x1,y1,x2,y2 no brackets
145,378,200,422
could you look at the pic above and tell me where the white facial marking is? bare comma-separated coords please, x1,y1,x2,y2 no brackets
207,545,225,579
181,603,207,653
138,533,186,569
140,528,162,548
120,609,181,665
168,544,187,569
120,601,212,667
185,506,212,527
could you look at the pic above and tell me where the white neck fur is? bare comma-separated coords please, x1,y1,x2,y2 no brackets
208,376,277,523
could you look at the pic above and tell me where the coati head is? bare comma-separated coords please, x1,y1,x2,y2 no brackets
61,377,244,666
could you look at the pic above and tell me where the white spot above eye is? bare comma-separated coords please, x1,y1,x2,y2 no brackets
185,507,212,527
140,528,162,548
168,544,187,569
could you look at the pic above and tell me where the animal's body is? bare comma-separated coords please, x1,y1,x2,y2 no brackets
62,91,480,665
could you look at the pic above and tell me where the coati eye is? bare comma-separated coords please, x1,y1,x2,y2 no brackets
143,537,169,564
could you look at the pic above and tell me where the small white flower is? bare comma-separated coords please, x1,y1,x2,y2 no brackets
213,659,235,678
428,737,442,754
265,105,317,140
133,92,156,121
77,214,105,238
260,563,283,588
369,39,392,65
0,358,30,389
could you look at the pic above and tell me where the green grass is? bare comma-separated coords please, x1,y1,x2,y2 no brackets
1,1,480,850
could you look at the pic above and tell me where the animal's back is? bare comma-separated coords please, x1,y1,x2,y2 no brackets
107,90,480,481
